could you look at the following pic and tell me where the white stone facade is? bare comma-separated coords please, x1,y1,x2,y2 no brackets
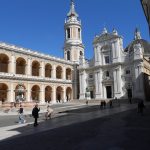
0,42,76,105
79,28,150,100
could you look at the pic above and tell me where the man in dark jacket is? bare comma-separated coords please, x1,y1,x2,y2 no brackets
32,104,40,127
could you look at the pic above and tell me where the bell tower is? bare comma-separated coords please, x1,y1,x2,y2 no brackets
64,0,84,63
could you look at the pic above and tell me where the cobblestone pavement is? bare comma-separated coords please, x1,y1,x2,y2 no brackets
0,103,150,150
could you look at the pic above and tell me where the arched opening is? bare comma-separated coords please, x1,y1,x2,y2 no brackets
45,64,52,78
66,68,72,80
56,86,63,103
0,54,9,73
67,51,70,61
56,66,62,79
0,83,8,103
31,85,40,101
32,61,40,76
66,87,72,101
16,57,26,75
15,84,26,102
45,86,52,103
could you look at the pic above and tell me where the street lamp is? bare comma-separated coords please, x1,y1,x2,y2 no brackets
141,0,150,33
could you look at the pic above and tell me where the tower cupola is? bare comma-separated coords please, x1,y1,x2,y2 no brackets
64,0,84,63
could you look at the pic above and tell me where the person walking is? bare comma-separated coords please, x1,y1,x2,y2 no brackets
45,105,53,120
138,99,145,115
32,104,40,127
109,100,113,108
18,105,26,124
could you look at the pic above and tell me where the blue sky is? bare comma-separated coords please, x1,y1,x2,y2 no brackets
0,0,149,59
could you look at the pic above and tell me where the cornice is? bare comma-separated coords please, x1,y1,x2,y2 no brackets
0,73,72,84
0,42,74,66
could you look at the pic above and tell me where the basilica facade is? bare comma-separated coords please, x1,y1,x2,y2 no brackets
79,28,150,101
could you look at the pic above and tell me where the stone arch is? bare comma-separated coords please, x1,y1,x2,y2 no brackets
45,63,52,78
45,86,52,103
66,68,72,80
66,87,72,101
32,61,40,76
56,86,63,102
31,85,40,101
0,83,8,103
0,54,9,73
15,84,26,102
16,57,26,75
56,66,63,79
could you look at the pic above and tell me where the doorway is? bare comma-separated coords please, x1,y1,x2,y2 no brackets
90,91,94,99
106,86,112,98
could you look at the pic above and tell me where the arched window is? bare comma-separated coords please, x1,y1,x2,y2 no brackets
16,57,26,75
45,64,52,78
67,51,70,60
66,87,72,101
45,86,52,103
0,83,8,102
56,86,63,102
0,54,9,73
66,68,72,80
56,66,62,79
32,61,40,76
31,85,40,101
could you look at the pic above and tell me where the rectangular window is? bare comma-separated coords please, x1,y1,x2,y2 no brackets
78,28,80,39
89,74,93,79
105,56,110,64
67,28,70,39
126,70,130,74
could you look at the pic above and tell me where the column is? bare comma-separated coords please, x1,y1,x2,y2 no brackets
27,83,31,102
40,61,45,77
118,66,122,93
27,58,31,76
63,87,66,102
9,55,16,74
62,66,66,80
79,71,86,99
113,69,117,93
39,84,45,104
52,64,56,79
95,71,101,99
7,82,14,102
52,86,56,104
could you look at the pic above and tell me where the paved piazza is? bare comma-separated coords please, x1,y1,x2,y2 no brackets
0,103,150,150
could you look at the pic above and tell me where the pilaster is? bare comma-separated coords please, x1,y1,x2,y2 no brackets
52,86,56,104
7,82,14,102
52,64,56,79
40,61,45,77
39,84,45,104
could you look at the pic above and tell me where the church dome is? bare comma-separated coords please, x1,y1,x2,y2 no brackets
124,39,150,55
